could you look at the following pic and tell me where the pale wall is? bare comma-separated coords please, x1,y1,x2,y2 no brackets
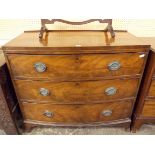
0,19,155,45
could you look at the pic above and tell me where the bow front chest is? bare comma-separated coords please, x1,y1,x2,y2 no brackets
2,31,150,131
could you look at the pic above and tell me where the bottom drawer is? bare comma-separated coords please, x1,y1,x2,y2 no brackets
21,100,133,124
142,100,155,117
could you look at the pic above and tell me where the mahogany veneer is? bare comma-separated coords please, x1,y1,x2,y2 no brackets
2,30,150,131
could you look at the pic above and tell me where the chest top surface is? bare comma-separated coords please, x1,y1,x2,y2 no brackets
2,31,150,53
139,37,155,51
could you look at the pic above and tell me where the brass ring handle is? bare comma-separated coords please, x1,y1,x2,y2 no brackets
43,110,54,118
34,62,47,73
40,88,50,96
102,110,112,116
108,61,121,71
105,87,117,96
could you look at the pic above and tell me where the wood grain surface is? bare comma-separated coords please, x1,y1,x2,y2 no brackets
139,37,155,51
14,79,139,104
2,32,150,130
131,37,155,132
147,80,155,97
142,100,155,117
22,100,133,124
7,53,146,81
2,32,150,50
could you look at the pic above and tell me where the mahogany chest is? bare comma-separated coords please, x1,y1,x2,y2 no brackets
2,31,150,131
132,37,155,132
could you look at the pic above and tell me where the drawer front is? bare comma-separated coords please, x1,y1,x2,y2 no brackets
15,79,139,103
147,80,155,97
142,100,155,117
8,53,146,81
22,100,133,124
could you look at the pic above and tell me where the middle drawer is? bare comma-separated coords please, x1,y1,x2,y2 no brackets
15,79,139,104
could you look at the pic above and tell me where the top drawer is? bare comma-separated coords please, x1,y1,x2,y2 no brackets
7,53,146,81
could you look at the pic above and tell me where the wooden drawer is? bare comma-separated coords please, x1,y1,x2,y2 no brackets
8,53,146,81
15,79,139,103
147,80,155,97
142,100,155,117
22,100,133,124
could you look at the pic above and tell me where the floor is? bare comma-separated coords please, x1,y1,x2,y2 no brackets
0,124,155,135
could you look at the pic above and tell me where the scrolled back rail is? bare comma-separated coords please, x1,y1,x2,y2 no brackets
39,19,115,39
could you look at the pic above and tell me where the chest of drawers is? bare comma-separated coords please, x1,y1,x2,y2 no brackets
2,31,150,131
132,38,155,132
